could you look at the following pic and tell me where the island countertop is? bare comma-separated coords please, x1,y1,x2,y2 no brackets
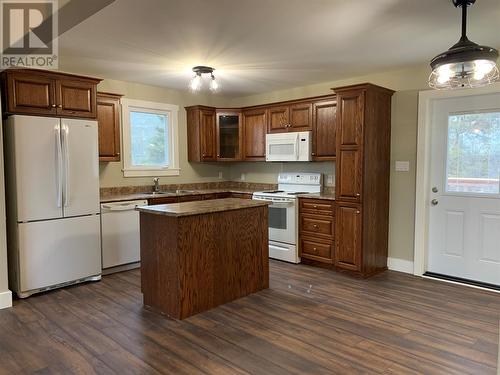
137,197,269,217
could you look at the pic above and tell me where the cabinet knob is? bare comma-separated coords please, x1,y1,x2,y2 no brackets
311,152,315,156
217,154,220,157
313,224,318,228
356,193,360,197
51,104,56,108
313,247,317,252
313,205,318,209
356,211,360,214
58,104,62,108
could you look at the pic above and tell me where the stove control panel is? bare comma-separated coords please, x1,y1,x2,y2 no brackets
277,173,322,186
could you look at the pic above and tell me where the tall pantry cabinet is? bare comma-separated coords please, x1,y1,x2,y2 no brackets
333,83,394,277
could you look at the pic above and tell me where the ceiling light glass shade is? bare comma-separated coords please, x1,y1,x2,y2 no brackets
428,0,499,90
189,73,202,92
209,75,219,92
188,66,219,93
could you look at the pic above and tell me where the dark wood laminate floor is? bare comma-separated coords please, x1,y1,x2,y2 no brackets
0,260,498,375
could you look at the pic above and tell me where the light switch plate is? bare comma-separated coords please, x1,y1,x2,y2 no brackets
395,161,410,172
327,175,334,185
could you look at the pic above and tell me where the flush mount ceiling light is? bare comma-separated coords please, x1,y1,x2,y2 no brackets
429,0,499,89
189,66,220,93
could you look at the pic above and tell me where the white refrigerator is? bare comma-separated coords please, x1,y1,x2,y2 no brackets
4,115,101,298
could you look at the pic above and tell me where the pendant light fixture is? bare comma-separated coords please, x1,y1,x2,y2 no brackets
429,0,499,89
189,66,220,93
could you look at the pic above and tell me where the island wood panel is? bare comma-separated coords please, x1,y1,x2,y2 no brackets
140,205,268,319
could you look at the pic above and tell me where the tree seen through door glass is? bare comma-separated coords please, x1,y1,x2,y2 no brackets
446,112,500,194
130,111,169,167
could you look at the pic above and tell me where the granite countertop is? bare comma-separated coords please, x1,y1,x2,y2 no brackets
137,198,269,217
100,188,263,203
296,192,335,201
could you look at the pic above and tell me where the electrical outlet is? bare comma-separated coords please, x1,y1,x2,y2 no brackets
218,171,223,179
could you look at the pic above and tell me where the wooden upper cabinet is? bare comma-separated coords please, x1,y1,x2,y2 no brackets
1,69,101,119
242,108,267,161
4,72,57,116
56,78,97,118
268,105,289,133
335,203,362,271
289,102,312,131
216,111,242,161
199,108,217,161
186,106,217,162
312,99,336,160
97,92,122,162
338,91,364,147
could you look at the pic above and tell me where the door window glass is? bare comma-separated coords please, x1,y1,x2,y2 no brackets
446,112,500,194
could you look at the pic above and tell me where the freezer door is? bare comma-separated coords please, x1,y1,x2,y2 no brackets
61,119,100,217
9,116,63,222
18,215,101,293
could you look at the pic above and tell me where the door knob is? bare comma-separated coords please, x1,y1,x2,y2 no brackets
431,199,439,206
432,187,438,193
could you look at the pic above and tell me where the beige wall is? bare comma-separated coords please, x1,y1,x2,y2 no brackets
96,79,232,187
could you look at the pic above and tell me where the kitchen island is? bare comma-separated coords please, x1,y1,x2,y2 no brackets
137,198,269,319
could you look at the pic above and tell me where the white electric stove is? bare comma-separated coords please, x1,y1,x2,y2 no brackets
252,173,322,263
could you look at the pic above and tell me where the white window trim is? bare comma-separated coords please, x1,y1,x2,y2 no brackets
121,98,180,177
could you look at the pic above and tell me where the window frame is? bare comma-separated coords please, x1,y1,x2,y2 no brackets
121,98,180,177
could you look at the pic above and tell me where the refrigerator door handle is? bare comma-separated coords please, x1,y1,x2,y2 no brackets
62,123,70,207
55,125,63,208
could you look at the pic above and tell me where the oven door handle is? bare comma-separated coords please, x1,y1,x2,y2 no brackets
268,201,295,208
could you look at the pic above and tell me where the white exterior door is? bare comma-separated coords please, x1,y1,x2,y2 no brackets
61,119,100,217
9,116,63,222
428,93,500,286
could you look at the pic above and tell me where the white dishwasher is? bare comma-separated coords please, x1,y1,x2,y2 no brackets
100,200,147,272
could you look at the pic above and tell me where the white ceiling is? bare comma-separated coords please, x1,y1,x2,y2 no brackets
58,0,500,96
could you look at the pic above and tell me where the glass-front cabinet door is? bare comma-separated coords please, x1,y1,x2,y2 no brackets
216,111,242,160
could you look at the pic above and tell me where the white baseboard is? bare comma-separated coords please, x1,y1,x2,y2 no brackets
387,257,414,274
0,290,12,309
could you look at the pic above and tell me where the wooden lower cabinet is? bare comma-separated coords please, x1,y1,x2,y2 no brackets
299,198,334,265
334,203,362,272
300,237,333,264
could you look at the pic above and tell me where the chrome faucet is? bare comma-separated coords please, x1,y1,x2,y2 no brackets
153,177,160,193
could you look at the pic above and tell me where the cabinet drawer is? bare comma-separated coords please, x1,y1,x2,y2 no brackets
300,214,334,238
300,238,333,264
299,198,334,216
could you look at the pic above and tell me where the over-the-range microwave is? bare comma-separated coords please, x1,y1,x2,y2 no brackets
265,131,311,162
